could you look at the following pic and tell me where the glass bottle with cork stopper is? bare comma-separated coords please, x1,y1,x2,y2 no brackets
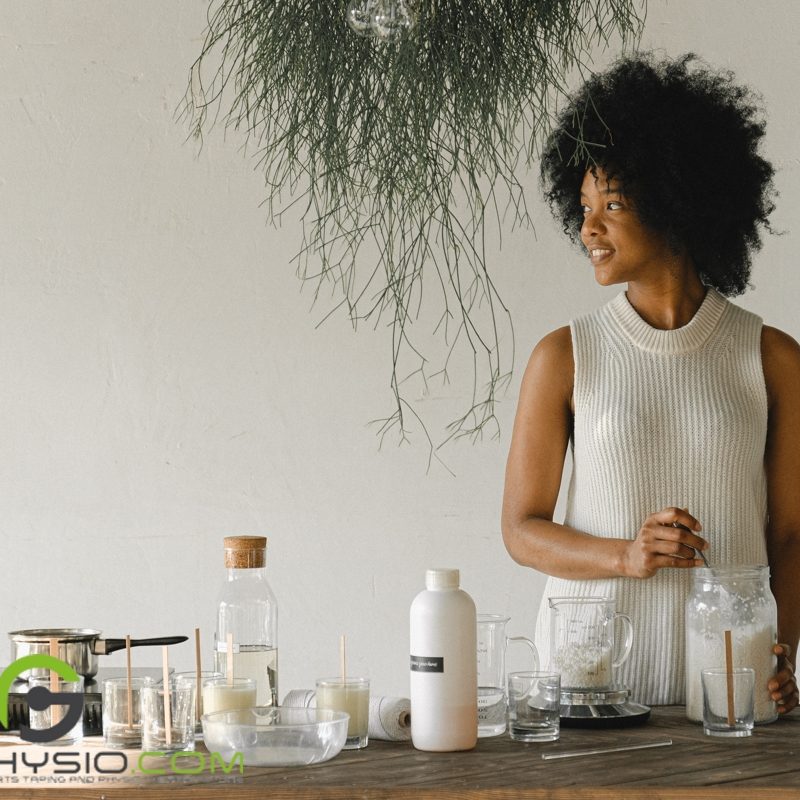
215,535,278,706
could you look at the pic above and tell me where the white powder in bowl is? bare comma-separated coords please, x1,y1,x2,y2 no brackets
553,643,612,689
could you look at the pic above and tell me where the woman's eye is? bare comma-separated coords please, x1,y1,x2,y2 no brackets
580,204,591,214
607,201,623,210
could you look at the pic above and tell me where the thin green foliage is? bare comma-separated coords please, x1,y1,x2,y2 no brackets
181,0,645,457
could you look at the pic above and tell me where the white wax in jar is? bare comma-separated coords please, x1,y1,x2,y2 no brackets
316,684,369,737
552,643,612,689
686,622,776,723
202,682,257,715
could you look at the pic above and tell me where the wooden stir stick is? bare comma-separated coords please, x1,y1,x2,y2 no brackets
724,629,735,726
227,632,234,687
162,646,172,746
195,627,203,722
48,638,61,727
125,635,133,730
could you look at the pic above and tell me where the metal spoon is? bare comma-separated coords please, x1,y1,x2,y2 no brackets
672,521,710,567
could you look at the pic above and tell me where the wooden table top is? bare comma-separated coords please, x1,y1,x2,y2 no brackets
4,706,800,798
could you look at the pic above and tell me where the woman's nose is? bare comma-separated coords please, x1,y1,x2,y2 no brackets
581,209,606,240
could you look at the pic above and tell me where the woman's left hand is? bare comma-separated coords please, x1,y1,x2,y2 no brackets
770,644,799,714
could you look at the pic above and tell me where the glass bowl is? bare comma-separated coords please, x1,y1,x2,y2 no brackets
201,706,350,767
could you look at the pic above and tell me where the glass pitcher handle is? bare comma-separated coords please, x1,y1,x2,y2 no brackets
506,636,540,672
612,612,633,668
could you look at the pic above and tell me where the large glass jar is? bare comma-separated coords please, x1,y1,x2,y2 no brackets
685,566,777,724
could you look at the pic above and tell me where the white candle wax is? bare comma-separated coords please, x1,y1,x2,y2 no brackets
202,680,257,715
316,683,369,737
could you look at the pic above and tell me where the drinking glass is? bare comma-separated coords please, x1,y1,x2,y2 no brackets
507,671,561,742
173,670,223,735
27,677,84,746
141,681,195,753
701,667,754,737
102,676,152,748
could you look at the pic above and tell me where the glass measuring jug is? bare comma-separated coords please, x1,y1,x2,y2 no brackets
548,597,633,691
477,614,539,737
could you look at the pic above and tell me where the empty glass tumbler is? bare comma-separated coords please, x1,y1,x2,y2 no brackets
103,676,152,748
507,671,561,742
141,680,196,753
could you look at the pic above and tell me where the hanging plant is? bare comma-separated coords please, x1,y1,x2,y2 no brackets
182,0,644,454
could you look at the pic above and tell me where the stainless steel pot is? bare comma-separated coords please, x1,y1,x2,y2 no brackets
9,628,189,679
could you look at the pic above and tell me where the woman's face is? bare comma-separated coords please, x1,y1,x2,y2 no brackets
579,168,678,287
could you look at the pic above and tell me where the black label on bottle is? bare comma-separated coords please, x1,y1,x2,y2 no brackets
410,655,444,673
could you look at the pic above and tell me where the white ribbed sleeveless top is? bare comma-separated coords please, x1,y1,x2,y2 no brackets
533,287,769,704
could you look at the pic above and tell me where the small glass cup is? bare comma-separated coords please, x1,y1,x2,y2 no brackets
507,671,561,743
141,680,196,753
201,676,257,717
316,677,369,749
701,667,755,737
173,671,223,735
27,677,84,746
102,676,152,748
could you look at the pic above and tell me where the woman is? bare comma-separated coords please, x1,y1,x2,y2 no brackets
501,53,799,713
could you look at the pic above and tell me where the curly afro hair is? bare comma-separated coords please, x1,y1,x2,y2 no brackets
540,53,776,296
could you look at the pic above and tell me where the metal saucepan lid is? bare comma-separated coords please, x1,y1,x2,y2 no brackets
9,628,102,643
9,628,188,654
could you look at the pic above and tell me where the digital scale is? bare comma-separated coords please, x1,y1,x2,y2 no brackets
559,685,651,728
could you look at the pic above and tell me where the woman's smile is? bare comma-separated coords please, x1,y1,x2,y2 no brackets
588,246,614,265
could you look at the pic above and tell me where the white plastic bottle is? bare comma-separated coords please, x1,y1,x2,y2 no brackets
409,568,477,751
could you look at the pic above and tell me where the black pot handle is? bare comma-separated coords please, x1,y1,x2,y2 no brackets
93,636,189,655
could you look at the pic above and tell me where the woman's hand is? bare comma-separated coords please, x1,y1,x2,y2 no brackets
622,507,708,579
770,644,798,715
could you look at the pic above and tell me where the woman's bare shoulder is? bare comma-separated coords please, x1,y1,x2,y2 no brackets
521,325,574,399
761,325,800,404
762,325,800,355
526,326,573,369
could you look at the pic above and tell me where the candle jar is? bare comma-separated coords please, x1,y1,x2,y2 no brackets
27,677,84,746
174,671,223,735
685,566,777,724
316,677,370,749
141,681,196,753
201,677,257,716
102,676,152,748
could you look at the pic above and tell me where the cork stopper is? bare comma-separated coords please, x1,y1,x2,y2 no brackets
224,536,267,569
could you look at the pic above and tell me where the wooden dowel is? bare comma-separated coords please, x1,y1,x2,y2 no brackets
48,638,61,726
724,630,735,726
126,635,133,729
195,628,203,721
227,633,234,686
162,646,172,746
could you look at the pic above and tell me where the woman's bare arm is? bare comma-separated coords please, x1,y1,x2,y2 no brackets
762,325,800,713
501,326,707,580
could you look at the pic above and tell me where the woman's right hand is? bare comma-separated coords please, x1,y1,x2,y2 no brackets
623,507,708,579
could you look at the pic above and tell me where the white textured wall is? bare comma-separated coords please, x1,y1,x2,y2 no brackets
1,1,798,696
